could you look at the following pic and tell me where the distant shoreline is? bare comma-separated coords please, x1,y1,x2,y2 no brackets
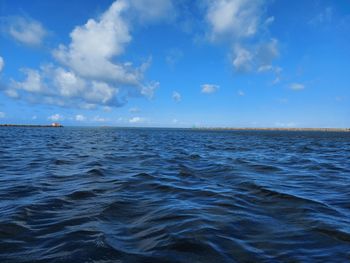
0,124,349,131
0,124,63,128
195,127,350,132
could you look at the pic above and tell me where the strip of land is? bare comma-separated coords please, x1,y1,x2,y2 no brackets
195,127,350,132
0,124,63,128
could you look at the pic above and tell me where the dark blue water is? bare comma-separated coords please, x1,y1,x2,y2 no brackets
1,127,350,262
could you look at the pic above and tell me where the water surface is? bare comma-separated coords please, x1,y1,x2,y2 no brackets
1,127,350,262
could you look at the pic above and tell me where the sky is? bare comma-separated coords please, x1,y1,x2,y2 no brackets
0,0,349,128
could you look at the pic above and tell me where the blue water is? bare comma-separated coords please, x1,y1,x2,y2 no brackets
1,127,350,262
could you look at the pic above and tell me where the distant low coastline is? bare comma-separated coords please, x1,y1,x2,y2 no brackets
195,127,350,132
0,124,63,128
0,125,349,131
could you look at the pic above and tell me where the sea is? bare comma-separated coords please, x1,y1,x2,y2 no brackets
0,127,349,262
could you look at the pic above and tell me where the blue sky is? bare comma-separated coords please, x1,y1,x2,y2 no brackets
0,0,349,127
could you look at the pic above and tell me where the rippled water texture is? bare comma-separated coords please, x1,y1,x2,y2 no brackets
1,127,350,262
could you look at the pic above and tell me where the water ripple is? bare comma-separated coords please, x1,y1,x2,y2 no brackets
1,128,350,262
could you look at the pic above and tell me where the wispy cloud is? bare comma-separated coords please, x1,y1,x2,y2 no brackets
3,16,47,46
165,48,183,67
128,0,175,23
201,84,219,94
48,113,64,121
172,91,181,102
309,7,333,26
274,121,297,128
204,0,280,75
0,56,4,72
92,116,109,122
289,83,305,91
129,107,140,113
0,112,5,118
129,116,145,123
238,90,245,96
75,114,86,121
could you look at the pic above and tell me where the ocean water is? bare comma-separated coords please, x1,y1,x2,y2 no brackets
0,127,350,262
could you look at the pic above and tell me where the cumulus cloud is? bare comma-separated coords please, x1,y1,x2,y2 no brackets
75,114,86,121
53,1,135,82
205,0,280,74
172,91,181,102
0,112,5,118
4,16,47,46
0,56,4,72
201,84,219,94
48,113,64,121
3,1,159,109
206,0,263,42
289,83,305,91
8,65,123,107
12,68,44,92
129,116,145,123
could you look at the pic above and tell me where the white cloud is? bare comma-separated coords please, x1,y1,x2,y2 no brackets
92,116,108,122
257,65,273,73
140,81,159,99
0,56,4,72
129,116,145,123
274,122,297,128
53,67,85,97
75,114,86,121
6,16,47,46
0,112,5,118
32,115,37,120
205,0,280,74
233,45,253,72
289,83,305,91
5,1,159,109
4,89,19,98
238,90,245,96
53,1,136,83
201,84,219,94
265,16,275,26
233,38,279,72
48,114,64,121
206,0,263,41
129,0,175,23
13,68,44,92
172,91,181,102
